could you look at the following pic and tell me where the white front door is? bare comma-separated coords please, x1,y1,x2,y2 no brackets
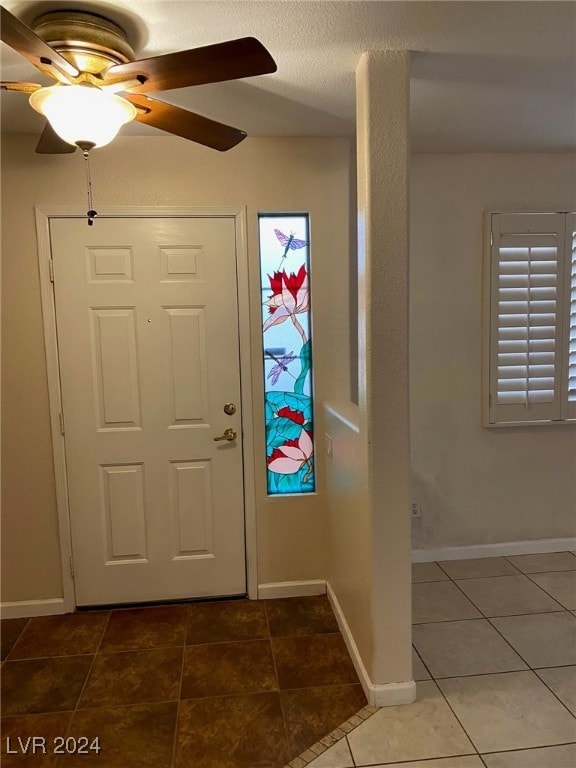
50,216,246,606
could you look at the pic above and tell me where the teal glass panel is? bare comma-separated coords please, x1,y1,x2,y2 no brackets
258,214,315,495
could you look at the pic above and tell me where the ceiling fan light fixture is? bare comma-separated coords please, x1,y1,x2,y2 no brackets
29,84,137,149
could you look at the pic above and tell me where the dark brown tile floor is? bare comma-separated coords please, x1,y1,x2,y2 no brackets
1,596,366,767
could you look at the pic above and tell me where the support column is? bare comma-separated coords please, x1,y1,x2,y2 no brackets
356,50,414,700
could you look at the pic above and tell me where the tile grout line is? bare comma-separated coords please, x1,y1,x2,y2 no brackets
353,752,483,768
33,680,368,714
520,566,576,575
434,560,453,579
424,676,483,761
4,618,43,663
485,611,557,672
185,630,343,648
412,643,435,682
442,570,523,581
3,651,98,663
72,611,112,713
170,603,189,768
532,667,576,721
432,569,491,624
481,741,576,757
476,582,576,708
1,616,32,661
345,734,357,767
264,599,292,764
502,550,576,570
523,570,575,610
413,608,571,625
446,568,555,624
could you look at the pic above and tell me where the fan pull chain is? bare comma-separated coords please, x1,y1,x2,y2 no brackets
82,149,98,226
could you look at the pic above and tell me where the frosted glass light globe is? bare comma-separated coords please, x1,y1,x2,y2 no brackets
29,85,137,148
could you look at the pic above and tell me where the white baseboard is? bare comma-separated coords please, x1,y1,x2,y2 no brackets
326,582,416,708
0,598,67,619
257,579,327,600
412,537,576,563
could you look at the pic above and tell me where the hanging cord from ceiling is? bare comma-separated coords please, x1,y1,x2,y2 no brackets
80,144,97,226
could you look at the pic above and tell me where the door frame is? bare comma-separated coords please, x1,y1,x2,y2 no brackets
35,205,258,611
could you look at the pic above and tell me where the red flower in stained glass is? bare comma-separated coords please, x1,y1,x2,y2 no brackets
267,429,314,477
277,406,305,425
263,265,310,343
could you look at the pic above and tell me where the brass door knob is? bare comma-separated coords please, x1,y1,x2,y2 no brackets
223,403,236,415
214,427,237,442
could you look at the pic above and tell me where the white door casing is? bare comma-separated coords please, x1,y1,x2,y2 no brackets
40,210,255,607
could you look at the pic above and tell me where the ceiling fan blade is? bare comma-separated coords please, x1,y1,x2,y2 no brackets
105,37,276,93
125,94,246,151
35,122,76,154
0,6,78,81
1,80,41,93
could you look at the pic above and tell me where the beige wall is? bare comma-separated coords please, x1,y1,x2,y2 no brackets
324,403,372,667
356,50,412,686
1,134,352,603
324,51,413,697
410,153,576,552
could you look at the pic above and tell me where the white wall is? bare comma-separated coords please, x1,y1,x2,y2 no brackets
1,134,352,602
410,153,576,552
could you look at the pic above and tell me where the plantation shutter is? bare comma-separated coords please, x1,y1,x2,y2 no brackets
489,213,566,424
561,212,576,419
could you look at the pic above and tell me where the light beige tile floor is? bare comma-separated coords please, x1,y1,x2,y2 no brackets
305,738,354,767
346,680,475,765
529,570,576,610
306,555,576,768
507,551,576,574
412,647,432,680
412,581,482,623
438,670,576,753
412,618,527,678
536,666,576,715
481,744,576,768
491,611,576,667
438,557,519,580
412,561,450,583
455,574,565,616
376,759,485,768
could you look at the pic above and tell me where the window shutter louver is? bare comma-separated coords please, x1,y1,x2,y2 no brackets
561,213,576,419
489,213,566,424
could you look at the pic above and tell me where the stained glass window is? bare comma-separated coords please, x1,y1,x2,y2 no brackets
258,214,315,495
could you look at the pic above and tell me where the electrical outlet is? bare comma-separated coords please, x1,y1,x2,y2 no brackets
411,500,421,518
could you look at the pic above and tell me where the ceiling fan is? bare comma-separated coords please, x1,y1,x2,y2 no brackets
0,5,277,153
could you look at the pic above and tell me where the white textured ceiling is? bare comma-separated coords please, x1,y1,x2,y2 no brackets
1,1,575,151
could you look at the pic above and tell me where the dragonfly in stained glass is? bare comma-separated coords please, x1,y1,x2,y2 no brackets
265,349,297,385
274,228,309,267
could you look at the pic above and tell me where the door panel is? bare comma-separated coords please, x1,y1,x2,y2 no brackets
92,308,142,428
163,307,207,423
101,463,147,560
50,217,246,606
